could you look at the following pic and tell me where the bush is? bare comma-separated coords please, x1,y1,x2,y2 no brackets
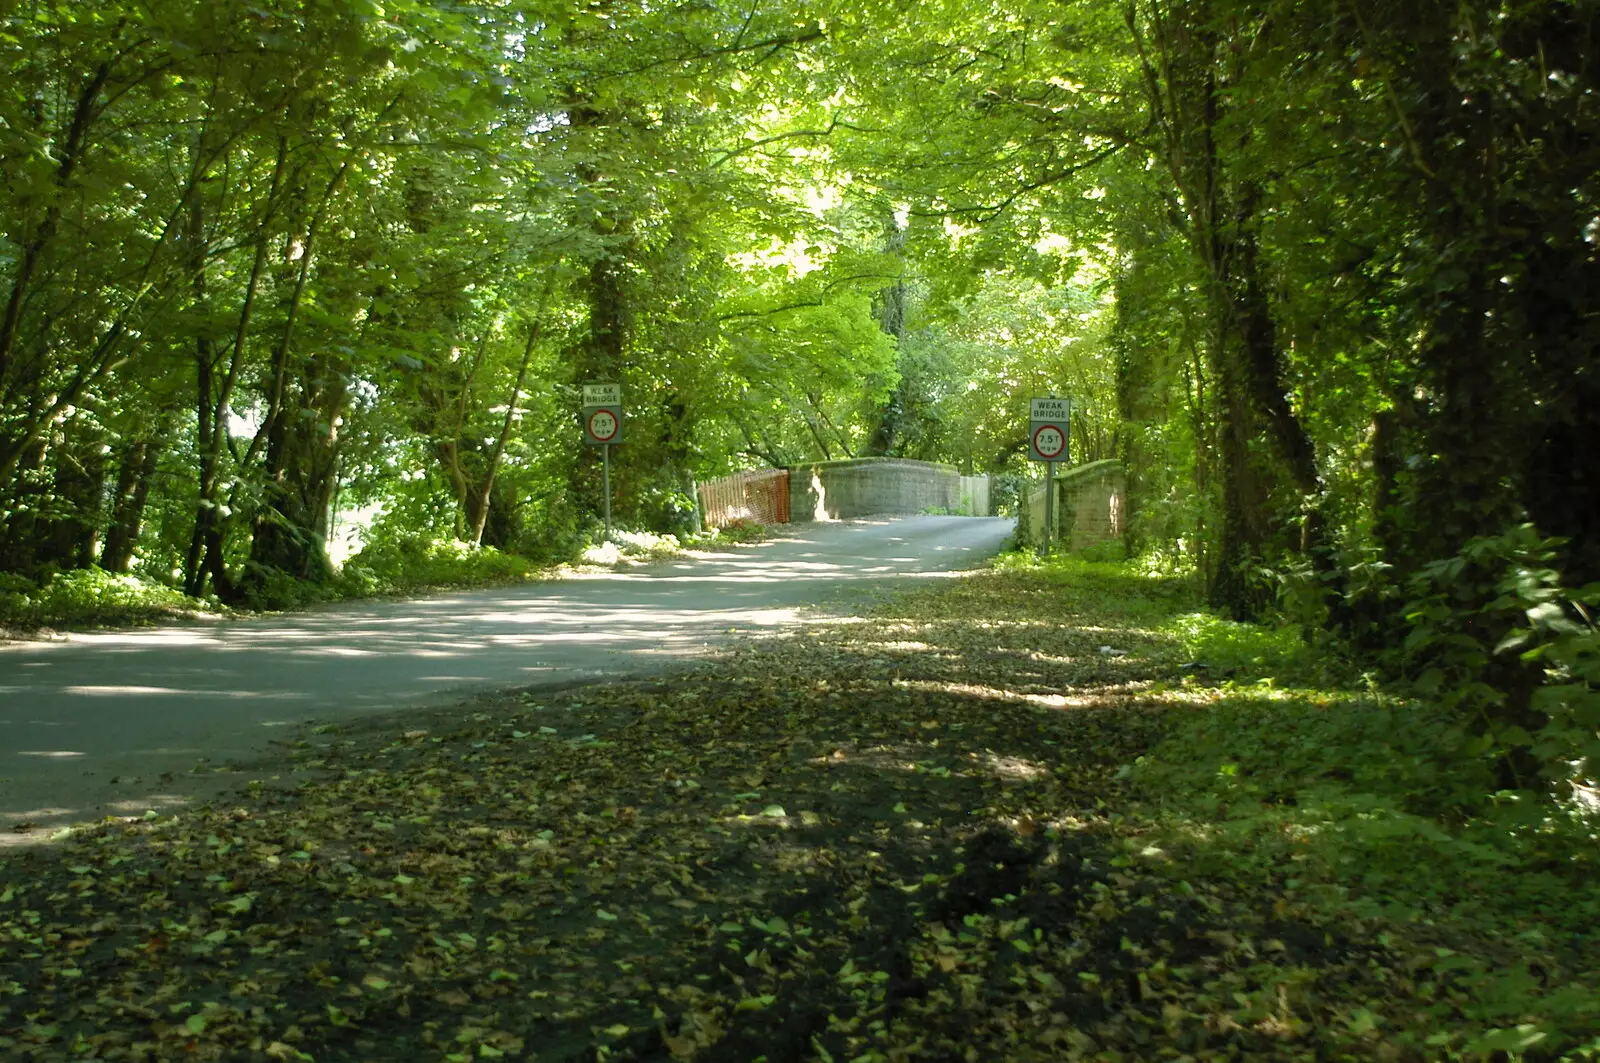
238,563,341,611
700,518,769,545
1134,687,1492,821
1075,538,1127,563
581,529,686,565
639,486,701,537
989,472,1028,517
1393,524,1600,791
341,534,535,597
0,567,203,629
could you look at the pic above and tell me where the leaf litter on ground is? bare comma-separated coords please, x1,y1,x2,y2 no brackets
1,557,1595,1061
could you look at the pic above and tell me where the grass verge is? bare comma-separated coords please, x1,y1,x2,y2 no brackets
0,554,1594,1061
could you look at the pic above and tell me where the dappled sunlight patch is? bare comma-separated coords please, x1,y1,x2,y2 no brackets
979,753,1050,781
888,677,1114,711
859,639,937,653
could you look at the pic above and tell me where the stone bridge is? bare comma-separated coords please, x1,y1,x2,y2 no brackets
1018,459,1125,551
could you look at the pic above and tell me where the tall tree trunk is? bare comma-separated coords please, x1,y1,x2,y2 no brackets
866,216,909,456
469,311,546,548
38,415,105,570
246,159,350,585
566,87,635,527
187,138,284,600
1132,4,1325,617
101,431,164,573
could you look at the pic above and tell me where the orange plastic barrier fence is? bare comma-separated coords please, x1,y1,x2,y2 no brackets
697,469,791,526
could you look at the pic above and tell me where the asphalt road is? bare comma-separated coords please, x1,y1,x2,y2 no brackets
0,515,1013,837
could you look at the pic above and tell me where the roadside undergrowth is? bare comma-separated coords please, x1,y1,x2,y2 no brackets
1,527,771,637
1,554,1595,1061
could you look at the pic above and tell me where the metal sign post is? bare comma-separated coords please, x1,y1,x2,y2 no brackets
1044,459,1054,554
581,384,623,541
1028,396,1071,554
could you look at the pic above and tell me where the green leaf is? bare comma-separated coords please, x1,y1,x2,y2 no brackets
185,1014,207,1035
735,995,776,1011
1464,1025,1546,1054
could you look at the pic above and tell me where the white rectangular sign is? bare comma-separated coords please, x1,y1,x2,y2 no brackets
1030,397,1069,420
582,382,621,406
1028,395,1071,462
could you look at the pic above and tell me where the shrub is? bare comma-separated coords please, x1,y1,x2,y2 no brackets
704,518,769,544
1393,524,1600,791
239,564,340,611
990,472,1028,517
342,534,534,596
2,567,202,628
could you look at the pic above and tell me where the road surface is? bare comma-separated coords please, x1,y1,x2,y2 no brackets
0,516,1012,837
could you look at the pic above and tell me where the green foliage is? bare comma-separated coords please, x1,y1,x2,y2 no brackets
1133,634,1600,1056
0,568,203,629
636,487,700,539
236,565,342,613
694,518,770,546
340,535,534,599
1164,611,1324,685
988,472,1028,517
991,549,1194,624
1395,525,1600,788
1136,687,1491,820
1072,538,1127,564
586,530,688,565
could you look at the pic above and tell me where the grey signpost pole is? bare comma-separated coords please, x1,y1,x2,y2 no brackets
1043,460,1054,555
1028,395,1071,557
602,443,612,540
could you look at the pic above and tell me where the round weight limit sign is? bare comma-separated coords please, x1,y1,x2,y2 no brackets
1032,422,1067,460
586,407,620,444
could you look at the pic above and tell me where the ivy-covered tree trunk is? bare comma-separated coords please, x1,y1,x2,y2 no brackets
38,415,105,570
1133,5,1326,618
100,432,163,573
865,217,909,457
1344,1,1600,788
565,93,635,530
250,370,345,584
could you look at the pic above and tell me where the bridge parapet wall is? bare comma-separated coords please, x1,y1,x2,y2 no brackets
1019,460,1125,550
789,458,962,521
